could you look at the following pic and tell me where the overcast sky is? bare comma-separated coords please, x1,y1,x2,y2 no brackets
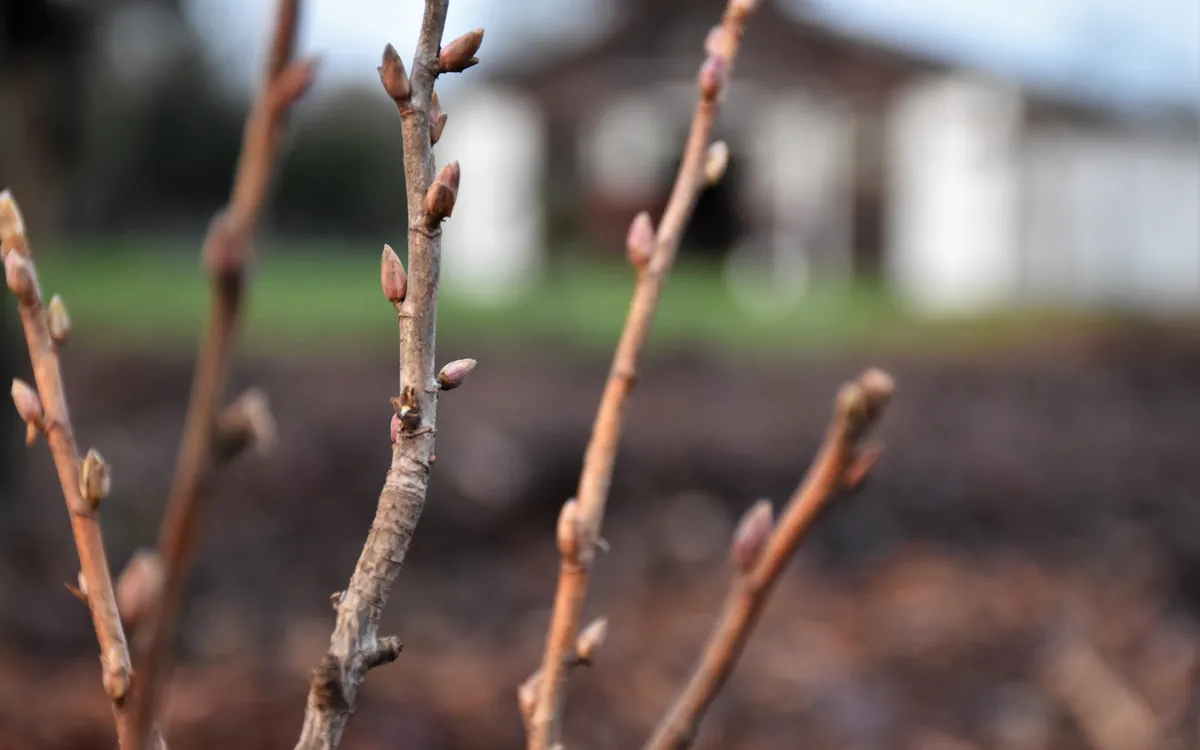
185,0,1200,109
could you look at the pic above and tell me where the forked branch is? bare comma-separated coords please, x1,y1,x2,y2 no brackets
644,369,894,750
128,1,315,747
526,1,760,747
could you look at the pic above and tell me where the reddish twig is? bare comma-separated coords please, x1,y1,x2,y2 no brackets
294,3,486,748
127,1,315,747
644,369,894,750
525,1,760,747
0,192,164,749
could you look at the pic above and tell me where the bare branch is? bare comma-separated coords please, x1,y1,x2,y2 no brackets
294,1,473,747
644,369,893,750
0,191,152,747
127,1,314,746
526,1,760,746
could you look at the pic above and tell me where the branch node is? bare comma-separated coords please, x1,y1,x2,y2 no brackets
116,550,165,631
626,211,655,269
362,636,404,670
555,498,584,567
422,161,460,226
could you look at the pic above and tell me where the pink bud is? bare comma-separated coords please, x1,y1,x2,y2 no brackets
390,412,401,444
47,294,70,344
731,499,773,575
574,617,609,664
430,112,449,144
10,378,42,425
423,161,461,224
115,549,164,628
0,190,26,250
439,28,484,73
437,358,477,390
704,141,729,186
698,54,728,100
557,498,582,564
625,211,655,269
378,43,411,102
79,448,111,510
4,250,35,301
704,26,727,57
380,244,407,305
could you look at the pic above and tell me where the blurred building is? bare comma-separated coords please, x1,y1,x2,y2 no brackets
437,0,1200,316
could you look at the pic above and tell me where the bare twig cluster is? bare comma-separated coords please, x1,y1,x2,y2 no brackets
5,0,898,748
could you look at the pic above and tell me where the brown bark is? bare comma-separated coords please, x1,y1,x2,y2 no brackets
526,3,759,748
293,2,457,747
127,2,314,747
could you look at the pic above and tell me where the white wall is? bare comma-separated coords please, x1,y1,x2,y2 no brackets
434,85,546,305
886,73,1024,316
1021,128,1200,313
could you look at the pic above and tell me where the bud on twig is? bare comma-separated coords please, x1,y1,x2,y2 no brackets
390,412,401,444
704,141,730,186
4,249,35,301
378,44,411,102
437,358,477,390
101,645,131,702
518,670,542,727
381,244,407,305
11,378,42,426
47,294,71,344
731,499,773,575
439,28,484,73
573,617,608,665
626,211,655,269
79,449,111,511
698,54,728,100
115,549,164,628
556,498,582,565
732,0,761,16
838,368,894,442
423,161,460,225
216,388,278,461
66,570,89,602
704,26,728,58
429,92,448,145
0,189,26,250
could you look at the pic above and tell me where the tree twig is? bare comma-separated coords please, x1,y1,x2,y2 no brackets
127,2,314,747
294,2,479,747
643,369,894,750
0,191,157,748
525,1,760,747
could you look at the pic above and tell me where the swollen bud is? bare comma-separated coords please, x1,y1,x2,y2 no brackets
704,26,728,58
115,549,164,628
0,189,26,251
380,244,407,305
4,249,35,301
626,211,655,269
732,0,761,15
429,92,448,144
574,617,608,665
79,448,111,511
731,499,773,575
698,54,728,100
556,498,582,565
439,28,484,73
704,141,730,186
437,358,477,390
47,294,71,344
423,161,461,225
378,44,411,102
10,378,42,426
